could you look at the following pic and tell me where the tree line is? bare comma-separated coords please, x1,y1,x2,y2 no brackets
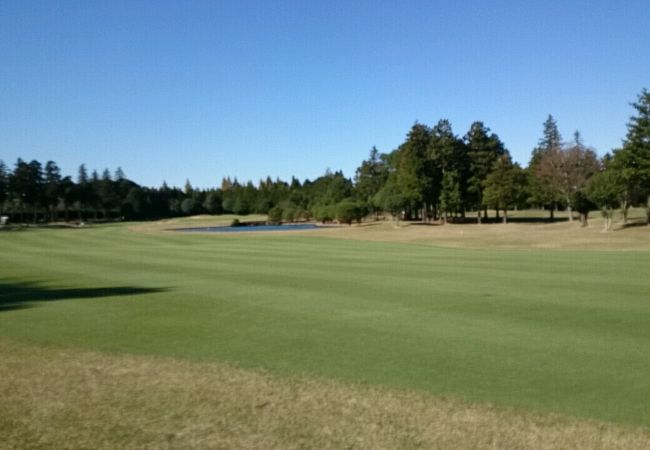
1,89,648,229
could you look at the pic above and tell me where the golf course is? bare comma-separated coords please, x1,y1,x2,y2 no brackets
2,213,650,448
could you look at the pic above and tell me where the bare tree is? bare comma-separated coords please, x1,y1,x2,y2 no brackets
535,133,599,221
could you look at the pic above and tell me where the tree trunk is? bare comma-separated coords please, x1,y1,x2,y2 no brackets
580,213,588,227
567,205,573,222
477,209,482,225
549,207,555,222
603,209,612,231
495,207,500,220
622,199,629,226
442,211,447,225
503,209,507,224
483,206,488,220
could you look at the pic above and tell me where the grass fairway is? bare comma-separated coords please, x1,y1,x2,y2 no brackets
1,220,650,434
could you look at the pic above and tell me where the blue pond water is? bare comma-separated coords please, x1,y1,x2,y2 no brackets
175,223,325,233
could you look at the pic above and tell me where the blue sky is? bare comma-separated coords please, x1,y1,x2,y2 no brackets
1,0,649,188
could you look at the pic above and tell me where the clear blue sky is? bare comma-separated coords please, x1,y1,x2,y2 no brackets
1,0,648,188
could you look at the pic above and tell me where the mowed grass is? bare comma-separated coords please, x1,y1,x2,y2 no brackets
1,221,650,431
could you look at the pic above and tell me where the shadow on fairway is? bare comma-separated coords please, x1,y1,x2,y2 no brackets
0,280,168,312
405,217,570,225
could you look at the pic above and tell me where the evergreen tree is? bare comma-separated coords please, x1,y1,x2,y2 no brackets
612,89,650,224
528,115,563,219
465,122,506,223
354,146,388,216
44,161,62,221
483,155,522,223
439,170,461,224
98,168,118,219
9,159,45,223
184,179,194,195
395,123,431,220
59,176,76,221
203,191,222,214
76,164,90,220
0,160,8,216
114,167,126,181
428,120,468,219
374,174,406,223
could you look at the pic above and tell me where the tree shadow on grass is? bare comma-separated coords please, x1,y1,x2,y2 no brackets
405,217,570,225
620,219,649,229
0,280,169,313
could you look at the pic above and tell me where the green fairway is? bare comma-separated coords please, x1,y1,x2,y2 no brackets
1,223,650,427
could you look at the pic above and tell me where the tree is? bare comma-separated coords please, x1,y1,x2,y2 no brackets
98,169,119,219
354,146,388,217
312,204,335,223
535,133,599,222
281,202,298,222
123,186,146,219
613,89,650,224
374,174,406,223
394,123,431,220
267,205,283,224
76,164,90,220
335,199,365,226
439,170,461,224
184,179,194,195
573,189,597,227
585,170,623,231
483,155,522,223
181,197,198,215
59,176,76,221
0,160,8,216
114,167,126,181
9,159,44,223
44,161,62,221
203,191,222,214
465,122,506,223
428,120,468,220
528,115,563,220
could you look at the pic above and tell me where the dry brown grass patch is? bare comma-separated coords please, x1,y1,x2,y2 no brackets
1,340,649,449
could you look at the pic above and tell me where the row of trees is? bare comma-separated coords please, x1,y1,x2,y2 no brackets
355,89,649,229
1,89,648,229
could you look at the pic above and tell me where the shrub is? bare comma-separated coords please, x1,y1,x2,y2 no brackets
267,206,283,224
336,199,365,226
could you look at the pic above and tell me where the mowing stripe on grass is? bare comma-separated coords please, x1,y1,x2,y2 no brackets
1,224,650,427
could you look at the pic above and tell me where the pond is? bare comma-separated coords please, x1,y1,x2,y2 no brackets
174,223,327,233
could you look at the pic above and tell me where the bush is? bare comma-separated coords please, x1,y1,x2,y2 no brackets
294,208,310,222
180,198,198,216
336,199,365,226
267,206,283,224
230,218,242,227
282,205,297,222
313,205,335,223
